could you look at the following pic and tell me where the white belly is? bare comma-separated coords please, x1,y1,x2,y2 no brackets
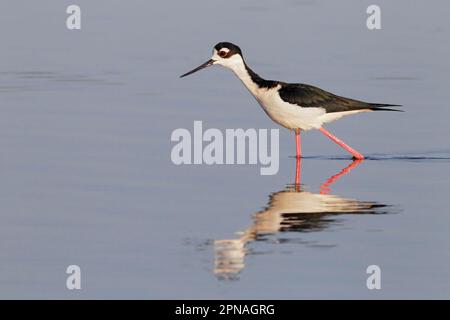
254,86,368,131
255,86,326,131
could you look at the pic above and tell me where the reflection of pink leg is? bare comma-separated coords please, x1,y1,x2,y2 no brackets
295,157,302,189
295,130,301,159
319,127,364,160
320,159,363,194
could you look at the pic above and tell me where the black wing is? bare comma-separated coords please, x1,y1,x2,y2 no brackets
278,83,401,113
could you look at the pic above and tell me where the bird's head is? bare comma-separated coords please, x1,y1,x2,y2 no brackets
180,42,244,78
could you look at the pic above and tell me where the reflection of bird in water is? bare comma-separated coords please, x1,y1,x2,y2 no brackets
214,159,388,279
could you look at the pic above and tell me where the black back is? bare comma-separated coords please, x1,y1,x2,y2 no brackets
278,83,401,113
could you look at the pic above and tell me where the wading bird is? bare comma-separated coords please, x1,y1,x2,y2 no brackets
180,42,401,159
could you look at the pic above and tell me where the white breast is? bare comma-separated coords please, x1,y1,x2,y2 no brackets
228,62,338,131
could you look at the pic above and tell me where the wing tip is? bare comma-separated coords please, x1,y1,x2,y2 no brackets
370,103,403,112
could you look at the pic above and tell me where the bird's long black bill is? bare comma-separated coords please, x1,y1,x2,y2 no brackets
180,59,215,78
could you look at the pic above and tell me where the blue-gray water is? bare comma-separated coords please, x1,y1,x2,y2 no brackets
0,0,449,299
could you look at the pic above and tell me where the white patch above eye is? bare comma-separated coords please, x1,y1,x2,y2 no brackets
215,48,230,58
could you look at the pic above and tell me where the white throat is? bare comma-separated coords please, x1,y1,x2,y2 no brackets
229,63,260,97
215,54,261,97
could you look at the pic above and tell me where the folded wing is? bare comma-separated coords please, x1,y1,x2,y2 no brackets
278,83,402,113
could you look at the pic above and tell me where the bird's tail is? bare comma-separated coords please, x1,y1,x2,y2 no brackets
369,103,403,112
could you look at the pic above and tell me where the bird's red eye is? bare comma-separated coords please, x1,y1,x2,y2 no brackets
218,50,227,58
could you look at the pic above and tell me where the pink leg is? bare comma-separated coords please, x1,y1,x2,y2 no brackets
295,157,301,189
295,130,301,159
319,127,364,160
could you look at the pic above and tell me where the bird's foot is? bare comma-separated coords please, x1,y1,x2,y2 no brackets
352,154,365,160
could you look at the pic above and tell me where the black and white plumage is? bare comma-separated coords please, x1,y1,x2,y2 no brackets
180,42,401,159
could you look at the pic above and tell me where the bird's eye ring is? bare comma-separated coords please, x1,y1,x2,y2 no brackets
218,50,227,58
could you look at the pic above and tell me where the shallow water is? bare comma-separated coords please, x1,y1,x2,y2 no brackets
0,1,449,299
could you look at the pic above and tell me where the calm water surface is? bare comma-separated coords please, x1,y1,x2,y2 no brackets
0,1,449,298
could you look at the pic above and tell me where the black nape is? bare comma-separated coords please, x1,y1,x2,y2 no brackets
244,64,278,89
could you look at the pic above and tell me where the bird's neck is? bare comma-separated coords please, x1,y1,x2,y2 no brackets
229,61,277,97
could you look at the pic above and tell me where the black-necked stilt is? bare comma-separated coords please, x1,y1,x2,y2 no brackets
180,42,401,160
